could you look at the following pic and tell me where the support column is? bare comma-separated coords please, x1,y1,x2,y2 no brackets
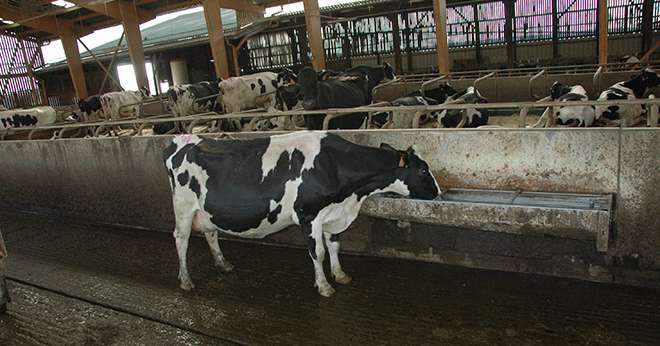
552,0,559,59
432,0,450,74
302,0,326,70
203,0,230,79
641,0,654,54
390,14,403,73
597,0,608,65
118,0,149,91
59,26,88,99
473,4,482,64
505,0,515,68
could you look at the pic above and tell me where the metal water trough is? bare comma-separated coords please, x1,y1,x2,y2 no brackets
361,189,613,252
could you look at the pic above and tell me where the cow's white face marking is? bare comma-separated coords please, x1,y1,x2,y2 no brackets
412,150,442,196
261,131,327,181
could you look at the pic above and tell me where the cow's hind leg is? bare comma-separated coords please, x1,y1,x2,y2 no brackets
174,209,195,291
203,231,234,273
324,232,351,284
303,221,334,297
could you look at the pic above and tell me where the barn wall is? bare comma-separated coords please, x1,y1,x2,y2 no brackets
0,129,658,287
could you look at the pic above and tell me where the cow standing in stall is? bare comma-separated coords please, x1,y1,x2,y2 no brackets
297,67,370,129
0,106,57,129
595,68,660,126
153,81,223,134
163,132,441,297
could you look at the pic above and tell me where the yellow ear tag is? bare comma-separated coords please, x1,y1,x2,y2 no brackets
398,155,406,168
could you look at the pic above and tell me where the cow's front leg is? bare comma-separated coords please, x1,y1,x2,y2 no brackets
302,222,334,297
324,232,351,285
203,231,234,273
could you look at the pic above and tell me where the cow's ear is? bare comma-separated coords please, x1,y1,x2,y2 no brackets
380,143,397,152
406,145,417,154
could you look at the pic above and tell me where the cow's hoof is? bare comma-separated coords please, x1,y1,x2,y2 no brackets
180,279,195,291
335,274,352,285
217,260,234,273
317,283,336,297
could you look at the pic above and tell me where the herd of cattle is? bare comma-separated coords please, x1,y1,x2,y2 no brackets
1,65,659,134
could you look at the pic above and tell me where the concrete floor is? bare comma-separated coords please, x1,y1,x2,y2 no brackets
1,212,659,346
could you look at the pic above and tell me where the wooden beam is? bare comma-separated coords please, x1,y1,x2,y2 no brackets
59,26,88,99
68,0,155,23
118,0,149,91
203,0,230,79
597,0,607,65
219,0,265,14
641,0,654,53
432,0,449,74
0,4,74,35
302,0,326,70
504,0,515,67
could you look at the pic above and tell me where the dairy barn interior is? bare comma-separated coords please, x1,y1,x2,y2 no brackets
1,0,660,344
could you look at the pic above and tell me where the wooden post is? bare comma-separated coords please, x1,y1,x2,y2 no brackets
552,0,559,59
505,0,515,68
641,0,653,54
432,0,450,74
118,0,149,91
59,26,88,99
473,4,482,64
597,0,608,65
390,14,403,74
302,0,326,70
203,0,230,79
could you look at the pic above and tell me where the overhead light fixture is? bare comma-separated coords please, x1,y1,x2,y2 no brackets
51,1,75,8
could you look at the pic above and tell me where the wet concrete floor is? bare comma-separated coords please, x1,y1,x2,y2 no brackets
1,211,660,345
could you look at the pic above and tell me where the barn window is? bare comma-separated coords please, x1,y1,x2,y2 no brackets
402,10,437,52
447,5,476,48
557,0,597,40
514,0,553,42
608,0,644,35
655,0,660,30
477,1,507,46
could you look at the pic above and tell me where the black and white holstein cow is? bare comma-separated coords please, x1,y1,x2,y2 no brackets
153,81,222,134
164,132,441,297
437,86,489,128
532,82,595,127
298,67,370,130
595,68,660,126
78,86,149,121
0,106,57,129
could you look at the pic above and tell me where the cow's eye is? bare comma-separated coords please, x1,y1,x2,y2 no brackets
419,168,428,175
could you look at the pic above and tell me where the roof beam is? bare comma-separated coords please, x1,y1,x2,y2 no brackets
0,4,78,35
220,0,265,13
68,0,156,23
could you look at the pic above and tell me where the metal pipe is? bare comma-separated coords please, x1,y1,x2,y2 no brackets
593,66,605,97
419,74,448,97
473,72,495,90
529,69,547,100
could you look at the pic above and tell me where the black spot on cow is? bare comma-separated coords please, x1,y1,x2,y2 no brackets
267,204,282,224
0,114,38,128
271,79,278,88
189,176,201,198
250,83,256,90
177,171,190,186
170,144,194,169
258,79,266,94
329,234,339,242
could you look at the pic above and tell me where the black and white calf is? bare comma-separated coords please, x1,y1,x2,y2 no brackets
373,96,442,128
437,86,489,128
163,132,441,297
167,81,221,116
79,87,149,121
298,67,370,130
595,68,660,126
533,82,595,127
409,83,457,104
0,106,57,129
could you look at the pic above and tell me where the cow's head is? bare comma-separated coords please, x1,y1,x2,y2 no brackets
78,99,89,114
642,68,660,88
276,83,303,111
298,67,319,110
277,68,297,86
382,62,396,81
550,81,572,100
138,85,150,98
380,143,440,200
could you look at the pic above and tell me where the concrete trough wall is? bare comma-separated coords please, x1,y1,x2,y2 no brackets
0,129,658,286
